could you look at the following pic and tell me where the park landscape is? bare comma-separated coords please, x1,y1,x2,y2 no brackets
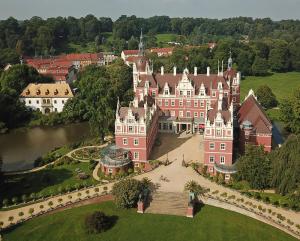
0,6,300,241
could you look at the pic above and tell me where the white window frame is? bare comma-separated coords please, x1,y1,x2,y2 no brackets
134,138,139,146
220,156,225,164
179,111,183,117
186,111,191,118
209,142,215,150
134,152,139,160
220,143,226,150
165,100,169,106
209,156,215,163
194,100,198,107
194,112,198,118
179,100,183,107
123,138,128,145
200,100,204,107
171,99,175,106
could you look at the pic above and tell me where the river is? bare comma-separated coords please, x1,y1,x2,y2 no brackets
0,122,91,172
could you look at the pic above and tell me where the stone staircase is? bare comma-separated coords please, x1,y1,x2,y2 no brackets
145,192,188,216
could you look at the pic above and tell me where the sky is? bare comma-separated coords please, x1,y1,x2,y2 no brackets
0,0,300,20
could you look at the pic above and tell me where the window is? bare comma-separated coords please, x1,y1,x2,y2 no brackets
216,129,221,136
128,126,133,133
43,99,46,104
194,112,198,118
179,111,183,117
54,100,57,104
200,100,204,107
165,100,169,106
171,111,175,117
187,101,191,107
179,100,183,107
187,91,191,96
164,89,169,95
171,100,175,106
209,143,215,150
152,91,156,97
220,156,225,164
180,91,183,96
140,127,145,133
212,91,216,97
134,152,139,159
55,108,57,112
134,139,139,146
123,138,128,145
62,100,65,104
225,174,230,180
28,100,31,104
232,97,236,102
163,123,168,130
47,99,50,104
108,168,113,174
220,143,226,150
209,156,215,163
186,111,191,118
36,100,39,104
169,123,173,130
158,99,162,106
224,92,228,97
194,101,198,107
200,112,204,117
200,90,205,96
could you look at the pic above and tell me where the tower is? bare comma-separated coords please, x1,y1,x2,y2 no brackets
138,29,145,56
228,49,233,70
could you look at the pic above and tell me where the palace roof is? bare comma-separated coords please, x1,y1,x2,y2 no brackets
238,93,272,134
20,83,74,98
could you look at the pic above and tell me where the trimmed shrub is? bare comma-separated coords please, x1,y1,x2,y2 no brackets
85,211,113,234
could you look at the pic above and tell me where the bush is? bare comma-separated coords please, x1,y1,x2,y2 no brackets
112,179,143,209
85,211,113,234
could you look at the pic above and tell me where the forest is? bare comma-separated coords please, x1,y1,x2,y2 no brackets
0,15,300,75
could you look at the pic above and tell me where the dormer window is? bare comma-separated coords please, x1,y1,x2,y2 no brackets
200,90,205,96
187,91,191,96
26,90,30,95
45,89,49,95
180,90,183,96
65,89,69,95
164,89,169,95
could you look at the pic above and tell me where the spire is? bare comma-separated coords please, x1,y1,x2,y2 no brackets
228,49,233,69
138,29,144,56
218,60,220,75
116,97,120,118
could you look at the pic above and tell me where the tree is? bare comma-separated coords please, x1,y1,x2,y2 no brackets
85,211,112,234
236,145,272,190
112,179,143,208
127,36,139,50
271,134,300,195
280,87,300,134
184,180,208,197
268,43,290,72
256,85,278,109
251,56,269,76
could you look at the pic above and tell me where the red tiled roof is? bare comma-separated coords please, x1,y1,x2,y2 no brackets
238,95,272,134
137,73,230,95
123,50,139,55
207,98,231,123
150,47,174,53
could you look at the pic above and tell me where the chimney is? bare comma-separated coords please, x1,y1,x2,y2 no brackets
218,92,223,111
161,66,164,75
236,72,241,84
194,67,197,76
207,67,210,76
173,66,177,76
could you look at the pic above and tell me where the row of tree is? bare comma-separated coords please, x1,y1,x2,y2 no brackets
1,15,300,73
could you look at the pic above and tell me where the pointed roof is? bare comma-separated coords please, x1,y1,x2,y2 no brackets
238,93,272,134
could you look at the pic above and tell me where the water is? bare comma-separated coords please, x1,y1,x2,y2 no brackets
0,122,91,172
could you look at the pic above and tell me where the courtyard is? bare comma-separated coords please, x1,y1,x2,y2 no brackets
150,133,204,164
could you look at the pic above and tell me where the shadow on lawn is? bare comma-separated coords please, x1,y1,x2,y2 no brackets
194,201,205,217
3,168,73,199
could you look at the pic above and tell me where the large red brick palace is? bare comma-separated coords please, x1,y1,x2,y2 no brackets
104,34,273,178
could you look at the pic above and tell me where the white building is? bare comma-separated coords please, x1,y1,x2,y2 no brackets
20,83,74,114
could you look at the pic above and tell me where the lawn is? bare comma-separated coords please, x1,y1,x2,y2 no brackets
3,201,297,241
240,72,300,102
156,33,178,44
2,162,97,202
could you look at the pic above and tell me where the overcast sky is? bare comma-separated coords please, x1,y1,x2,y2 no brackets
0,0,300,20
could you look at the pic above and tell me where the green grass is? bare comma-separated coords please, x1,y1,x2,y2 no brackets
240,72,300,102
156,33,178,44
3,162,97,201
3,201,297,241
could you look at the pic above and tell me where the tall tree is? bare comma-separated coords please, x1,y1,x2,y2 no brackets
256,85,278,109
236,145,272,190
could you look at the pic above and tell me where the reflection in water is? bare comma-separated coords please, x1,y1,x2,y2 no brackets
0,122,91,171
